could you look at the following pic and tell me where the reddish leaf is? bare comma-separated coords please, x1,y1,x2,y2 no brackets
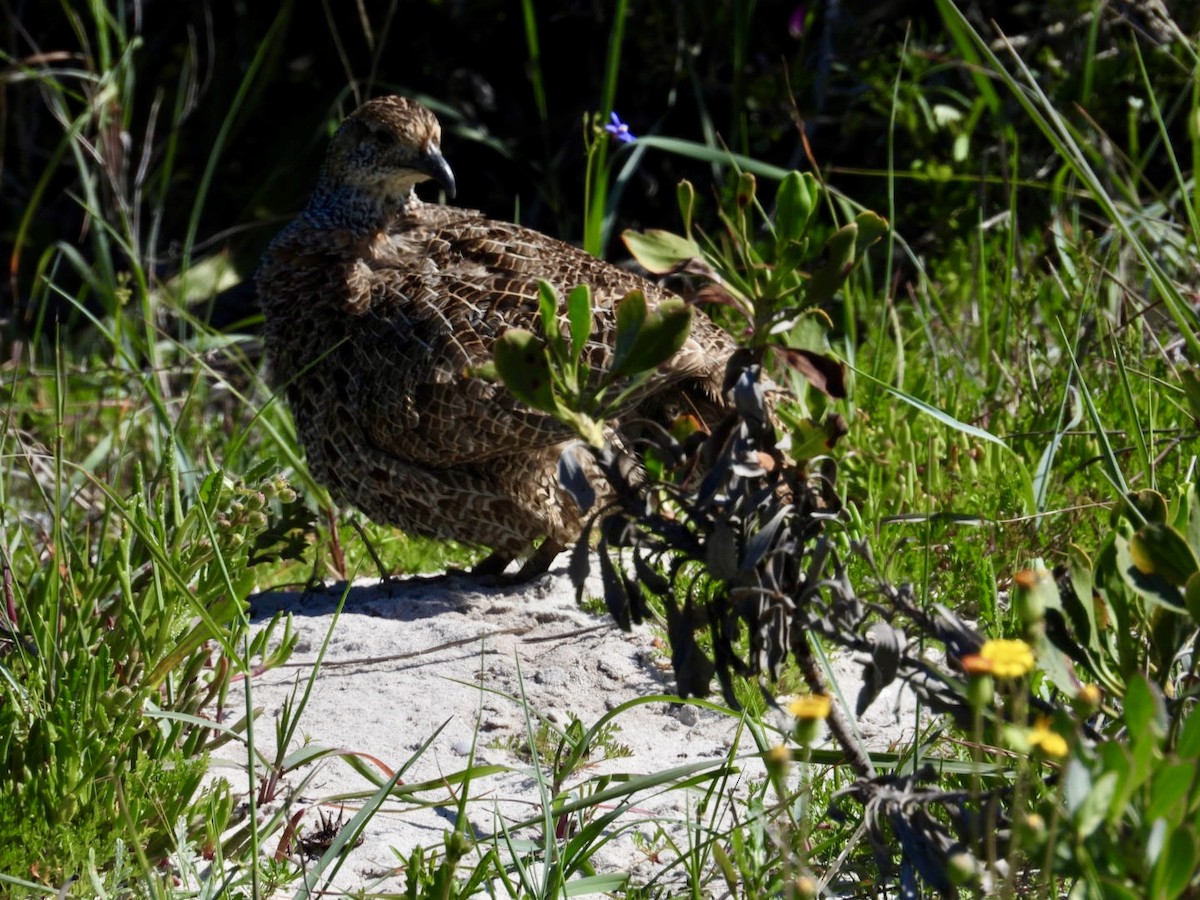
774,347,847,398
693,283,753,323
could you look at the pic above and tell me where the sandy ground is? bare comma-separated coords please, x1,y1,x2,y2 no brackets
212,559,923,896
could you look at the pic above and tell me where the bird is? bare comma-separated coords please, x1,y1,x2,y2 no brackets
256,95,733,580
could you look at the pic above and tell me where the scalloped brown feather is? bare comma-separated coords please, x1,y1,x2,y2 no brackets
256,96,731,570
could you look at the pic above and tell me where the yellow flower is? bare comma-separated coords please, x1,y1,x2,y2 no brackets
788,693,832,720
1028,717,1068,758
764,743,792,788
766,744,792,767
793,876,818,899
979,639,1035,679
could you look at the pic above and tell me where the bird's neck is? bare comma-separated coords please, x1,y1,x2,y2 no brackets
302,184,413,235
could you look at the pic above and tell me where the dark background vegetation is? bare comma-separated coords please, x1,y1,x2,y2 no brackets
3,0,1195,336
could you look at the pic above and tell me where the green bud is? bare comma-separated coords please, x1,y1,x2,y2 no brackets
969,675,993,708
1019,812,1046,844
1013,568,1055,630
444,829,473,860
794,718,822,747
792,876,818,899
946,852,978,886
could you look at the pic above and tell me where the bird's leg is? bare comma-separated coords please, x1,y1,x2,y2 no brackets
452,540,560,585
468,549,515,577
511,538,564,582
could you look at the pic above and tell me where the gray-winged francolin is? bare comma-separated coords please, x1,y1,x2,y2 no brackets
257,96,732,579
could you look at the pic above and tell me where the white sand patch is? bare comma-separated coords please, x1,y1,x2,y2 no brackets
211,561,925,895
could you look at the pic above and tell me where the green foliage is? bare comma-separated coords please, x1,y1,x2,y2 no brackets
6,0,1200,895
492,282,694,447
495,173,872,479
1020,676,1200,898
1051,478,1200,697
0,452,297,882
623,171,885,361
397,834,489,900
494,711,632,772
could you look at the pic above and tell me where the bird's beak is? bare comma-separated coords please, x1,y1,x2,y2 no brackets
418,147,456,199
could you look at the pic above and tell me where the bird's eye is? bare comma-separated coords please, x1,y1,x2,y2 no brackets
368,126,397,146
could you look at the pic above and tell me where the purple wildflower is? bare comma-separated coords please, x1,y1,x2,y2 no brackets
788,5,806,38
604,112,635,144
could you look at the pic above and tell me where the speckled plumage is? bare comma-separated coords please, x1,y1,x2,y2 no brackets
257,96,731,574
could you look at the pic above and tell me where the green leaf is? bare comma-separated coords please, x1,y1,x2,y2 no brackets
1117,531,1187,614
1063,755,1093,816
620,228,704,275
1096,534,1140,673
1181,477,1200,550
631,134,793,181
677,178,697,238
1064,544,1100,647
1074,767,1117,839
1126,489,1170,525
1124,675,1167,746
782,412,850,461
1177,704,1200,759
855,366,1015,454
493,329,560,414
564,874,630,896
1095,741,1132,826
1149,824,1199,900
805,223,857,305
612,298,693,378
1147,762,1194,826
1091,881,1141,900
711,842,739,896
1180,367,1200,422
162,249,241,304
1123,701,1161,808
774,171,819,243
536,280,562,349
853,210,889,253
611,289,648,375
1130,522,1200,587
771,238,811,293
560,408,607,448
466,360,498,381
566,283,593,362
198,469,223,506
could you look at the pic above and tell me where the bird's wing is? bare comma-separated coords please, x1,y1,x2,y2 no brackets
352,206,726,466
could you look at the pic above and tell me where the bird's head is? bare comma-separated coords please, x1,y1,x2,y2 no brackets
310,96,456,224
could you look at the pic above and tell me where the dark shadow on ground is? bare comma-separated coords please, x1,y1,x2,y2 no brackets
245,564,571,625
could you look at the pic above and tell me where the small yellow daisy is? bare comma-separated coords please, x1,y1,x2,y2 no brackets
979,638,1035,679
788,693,832,720
1076,683,1102,709
766,744,792,766
1028,717,1068,758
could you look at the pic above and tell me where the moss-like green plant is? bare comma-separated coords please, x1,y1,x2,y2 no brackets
0,457,299,882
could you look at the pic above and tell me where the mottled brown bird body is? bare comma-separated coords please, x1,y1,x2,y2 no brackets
257,96,731,574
